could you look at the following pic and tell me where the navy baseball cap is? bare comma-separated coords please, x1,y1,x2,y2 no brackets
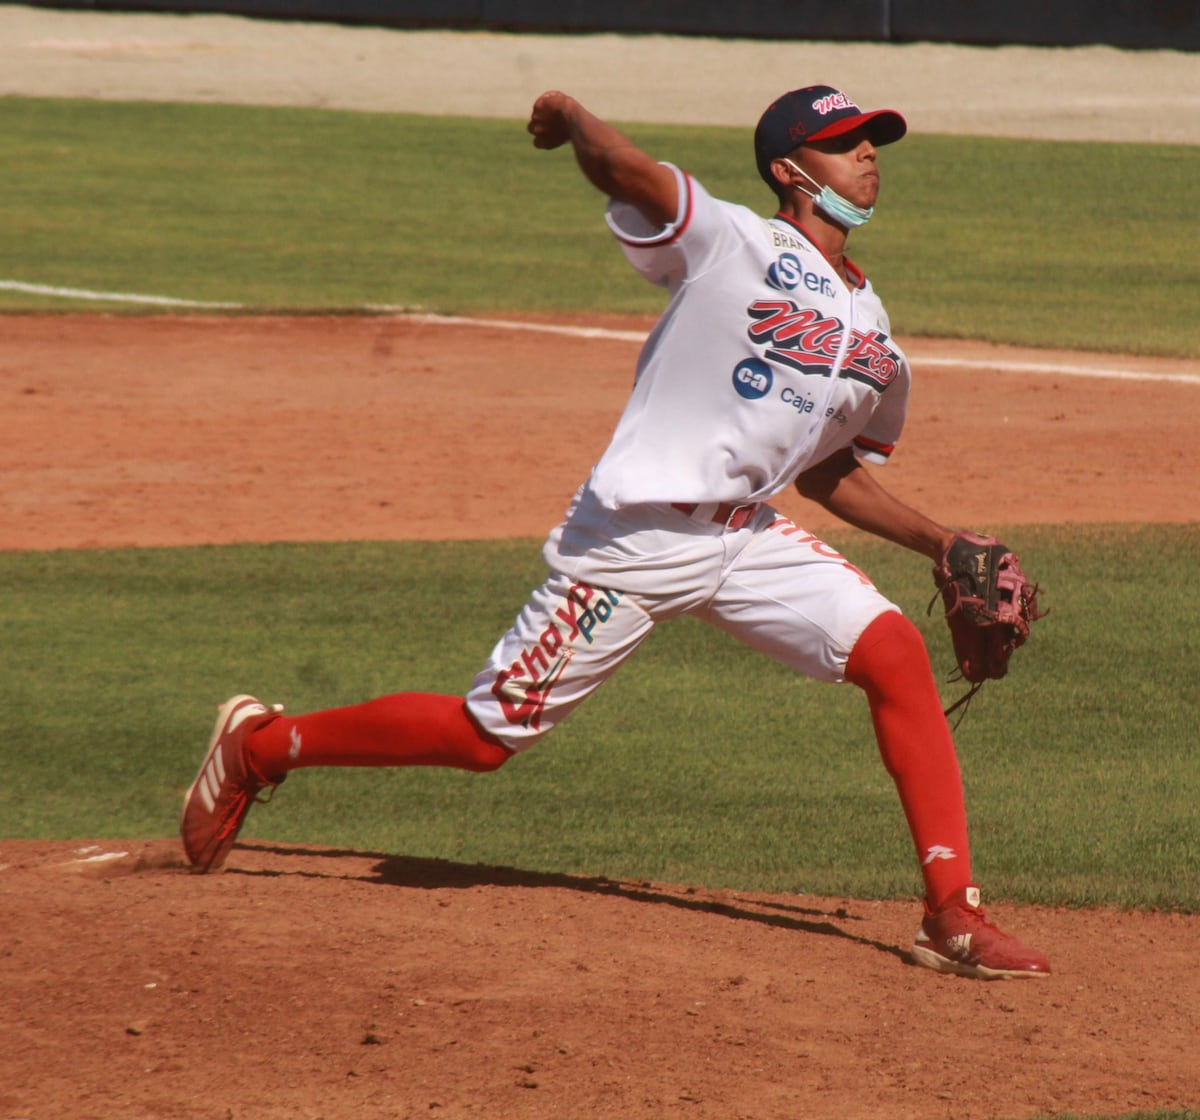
754,85,907,185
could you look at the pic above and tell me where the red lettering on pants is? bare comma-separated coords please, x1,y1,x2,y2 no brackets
768,517,873,586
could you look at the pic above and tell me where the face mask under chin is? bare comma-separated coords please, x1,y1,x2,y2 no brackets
782,158,874,229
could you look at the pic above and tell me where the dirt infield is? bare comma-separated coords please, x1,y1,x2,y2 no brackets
2,11,1199,1119
0,836,1195,1120
2,314,1198,551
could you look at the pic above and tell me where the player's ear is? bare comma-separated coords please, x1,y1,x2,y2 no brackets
769,157,795,200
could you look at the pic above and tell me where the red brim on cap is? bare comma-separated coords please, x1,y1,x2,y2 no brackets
807,108,908,146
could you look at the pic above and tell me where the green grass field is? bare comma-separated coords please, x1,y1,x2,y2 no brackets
1,96,1198,356
3,526,1196,914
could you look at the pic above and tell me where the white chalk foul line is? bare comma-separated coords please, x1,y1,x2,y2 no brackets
5,282,1196,383
912,354,1200,385
389,309,650,343
0,279,242,309
398,311,1200,384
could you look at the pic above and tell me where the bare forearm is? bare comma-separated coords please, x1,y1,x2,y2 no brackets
795,449,953,561
527,91,677,225
560,104,649,195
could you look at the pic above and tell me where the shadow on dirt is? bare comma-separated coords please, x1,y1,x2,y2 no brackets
233,840,910,964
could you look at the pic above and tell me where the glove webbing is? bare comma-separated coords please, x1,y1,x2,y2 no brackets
926,586,990,728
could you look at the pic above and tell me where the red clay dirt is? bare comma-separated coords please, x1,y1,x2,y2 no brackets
1,314,1197,549
1,314,1198,1120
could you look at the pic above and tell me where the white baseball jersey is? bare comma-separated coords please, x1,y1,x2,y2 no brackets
587,163,910,509
466,164,909,749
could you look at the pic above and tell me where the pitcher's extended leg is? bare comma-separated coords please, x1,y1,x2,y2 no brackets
245,692,511,778
844,609,971,907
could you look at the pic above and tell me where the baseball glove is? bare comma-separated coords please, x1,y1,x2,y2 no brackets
929,531,1045,718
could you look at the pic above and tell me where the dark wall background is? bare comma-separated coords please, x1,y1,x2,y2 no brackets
21,0,1200,50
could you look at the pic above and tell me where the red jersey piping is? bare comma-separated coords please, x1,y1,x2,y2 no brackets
611,170,695,248
853,434,896,459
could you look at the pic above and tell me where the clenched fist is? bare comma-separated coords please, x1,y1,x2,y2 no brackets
527,90,577,149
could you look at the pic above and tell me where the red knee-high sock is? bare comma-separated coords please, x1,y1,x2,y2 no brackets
844,611,972,908
244,693,512,778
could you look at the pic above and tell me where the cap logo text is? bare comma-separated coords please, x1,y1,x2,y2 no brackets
811,92,858,116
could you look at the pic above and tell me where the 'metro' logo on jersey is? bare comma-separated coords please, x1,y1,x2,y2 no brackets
747,299,902,390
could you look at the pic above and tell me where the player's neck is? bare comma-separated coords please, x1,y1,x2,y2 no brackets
776,204,853,285
805,214,851,278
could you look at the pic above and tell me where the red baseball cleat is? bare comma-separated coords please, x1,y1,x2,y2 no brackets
181,694,284,872
912,886,1051,980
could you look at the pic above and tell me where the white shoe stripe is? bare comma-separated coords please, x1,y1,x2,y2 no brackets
226,703,268,735
186,697,278,826
204,764,221,802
